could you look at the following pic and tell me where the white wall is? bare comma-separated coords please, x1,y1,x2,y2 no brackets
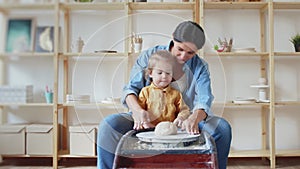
0,1,300,151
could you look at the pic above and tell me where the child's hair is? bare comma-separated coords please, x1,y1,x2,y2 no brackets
145,50,176,80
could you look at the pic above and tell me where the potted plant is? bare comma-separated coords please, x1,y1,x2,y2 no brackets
290,33,300,52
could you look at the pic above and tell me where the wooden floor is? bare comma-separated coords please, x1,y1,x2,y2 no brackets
0,157,300,168
227,157,300,169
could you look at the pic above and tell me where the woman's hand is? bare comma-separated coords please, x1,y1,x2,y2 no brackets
125,94,155,130
181,117,199,135
132,109,155,130
181,109,207,135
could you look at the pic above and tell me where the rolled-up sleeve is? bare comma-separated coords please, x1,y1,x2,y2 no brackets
184,57,214,117
192,62,214,116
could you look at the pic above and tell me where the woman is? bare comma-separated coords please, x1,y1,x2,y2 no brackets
97,21,232,169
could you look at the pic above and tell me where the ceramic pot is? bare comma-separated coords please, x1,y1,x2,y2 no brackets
294,43,300,52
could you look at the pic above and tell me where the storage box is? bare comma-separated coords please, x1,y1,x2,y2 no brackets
26,124,54,155
69,124,98,156
0,124,26,155
0,85,33,103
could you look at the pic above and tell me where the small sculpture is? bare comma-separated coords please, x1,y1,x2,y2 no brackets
76,37,85,53
132,33,143,53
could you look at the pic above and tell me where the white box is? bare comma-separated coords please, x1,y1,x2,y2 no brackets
0,85,33,104
69,124,98,156
0,124,26,155
26,124,54,155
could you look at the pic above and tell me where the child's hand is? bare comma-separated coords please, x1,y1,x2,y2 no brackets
142,122,155,129
173,116,185,128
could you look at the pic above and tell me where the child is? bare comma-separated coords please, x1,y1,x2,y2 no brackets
137,50,190,128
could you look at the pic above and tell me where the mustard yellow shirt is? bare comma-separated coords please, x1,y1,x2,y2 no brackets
138,83,190,126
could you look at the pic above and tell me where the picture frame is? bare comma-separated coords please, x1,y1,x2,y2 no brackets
5,18,35,53
35,26,55,53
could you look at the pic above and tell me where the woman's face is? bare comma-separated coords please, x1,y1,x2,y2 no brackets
171,40,197,64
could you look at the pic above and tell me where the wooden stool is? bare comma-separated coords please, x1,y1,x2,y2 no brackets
113,130,218,169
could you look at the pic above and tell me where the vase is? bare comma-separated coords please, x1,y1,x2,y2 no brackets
294,43,300,52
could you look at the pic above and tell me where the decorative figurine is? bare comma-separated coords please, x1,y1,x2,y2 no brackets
131,33,143,53
76,37,85,53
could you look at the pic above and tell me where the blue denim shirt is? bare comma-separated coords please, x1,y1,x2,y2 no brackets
122,41,214,116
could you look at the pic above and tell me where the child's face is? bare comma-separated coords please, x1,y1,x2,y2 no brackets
150,61,173,89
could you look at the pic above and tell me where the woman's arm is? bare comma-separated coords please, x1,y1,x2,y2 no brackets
126,93,154,129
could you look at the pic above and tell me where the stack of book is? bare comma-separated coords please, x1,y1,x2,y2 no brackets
66,94,90,104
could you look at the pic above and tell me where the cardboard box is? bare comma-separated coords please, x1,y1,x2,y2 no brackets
0,124,26,155
69,124,98,156
26,124,54,155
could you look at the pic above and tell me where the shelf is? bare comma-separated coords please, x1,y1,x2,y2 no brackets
128,2,195,10
226,102,269,107
0,3,55,12
275,101,300,106
276,150,300,157
58,154,97,158
229,149,270,158
60,2,125,11
58,149,97,158
59,53,128,61
63,102,124,108
70,56,127,61
0,103,53,107
273,2,300,10
2,154,53,158
60,52,127,57
59,150,96,158
213,102,269,107
204,52,269,57
274,52,300,56
204,2,268,10
0,53,54,58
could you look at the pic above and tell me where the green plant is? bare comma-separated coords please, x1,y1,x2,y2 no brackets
290,33,300,45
